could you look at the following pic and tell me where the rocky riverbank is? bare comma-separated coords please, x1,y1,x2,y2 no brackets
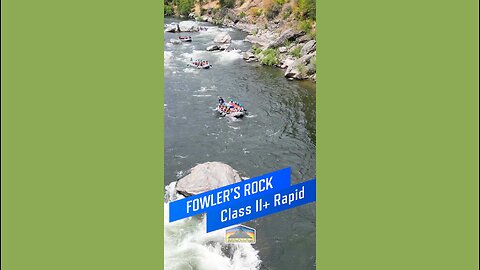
165,6,316,81
203,9,316,81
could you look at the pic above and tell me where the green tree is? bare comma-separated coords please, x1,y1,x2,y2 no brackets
177,0,194,16
164,5,174,16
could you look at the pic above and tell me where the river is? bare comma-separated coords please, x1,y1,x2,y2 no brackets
164,18,316,270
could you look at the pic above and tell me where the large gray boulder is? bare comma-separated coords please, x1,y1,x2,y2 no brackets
301,40,316,56
267,29,305,48
306,62,316,75
175,162,242,196
165,24,179,33
284,53,316,80
214,32,232,43
296,35,312,44
245,35,270,48
178,21,199,32
243,51,257,62
280,57,295,69
284,64,303,79
223,19,235,28
219,43,231,51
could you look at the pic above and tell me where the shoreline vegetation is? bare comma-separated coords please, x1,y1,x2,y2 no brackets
164,0,316,81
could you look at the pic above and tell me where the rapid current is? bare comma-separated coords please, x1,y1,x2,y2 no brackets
164,18,316,270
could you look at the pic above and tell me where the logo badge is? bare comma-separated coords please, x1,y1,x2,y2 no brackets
225,225,256,244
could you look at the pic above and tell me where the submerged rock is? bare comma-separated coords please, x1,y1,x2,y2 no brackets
175,162,242,196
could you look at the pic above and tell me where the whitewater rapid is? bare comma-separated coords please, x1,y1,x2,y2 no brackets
164,182,261,270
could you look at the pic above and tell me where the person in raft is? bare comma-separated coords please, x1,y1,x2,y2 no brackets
218,97,225,105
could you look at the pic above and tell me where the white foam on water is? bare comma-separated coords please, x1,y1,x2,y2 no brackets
192,94,212,97
183,67,198,73
228,125,241,130
164,183,261,270
226,116,241,122
196,27,235,39
212,50,243,65
231,40,245,46
197,85,217,93
175,171,185,179
181,50,210,64
164,51,175,69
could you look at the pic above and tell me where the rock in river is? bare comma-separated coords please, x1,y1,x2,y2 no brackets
219,44,231,51
243,51,257,62
178,21,199,32
214,32,232,43
206,44,220,51
175,162,242,196
165,23,179,33
206,44,230,51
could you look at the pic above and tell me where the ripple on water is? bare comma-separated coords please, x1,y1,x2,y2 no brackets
164,18,316,270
